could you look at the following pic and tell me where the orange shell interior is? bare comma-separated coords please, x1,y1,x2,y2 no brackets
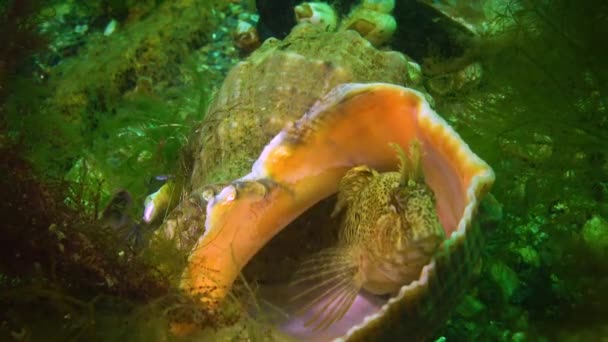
179,83,495,334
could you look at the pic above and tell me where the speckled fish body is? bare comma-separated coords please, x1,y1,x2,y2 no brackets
288,141,446,331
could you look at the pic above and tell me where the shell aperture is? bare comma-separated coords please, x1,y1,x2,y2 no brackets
180,83,495,340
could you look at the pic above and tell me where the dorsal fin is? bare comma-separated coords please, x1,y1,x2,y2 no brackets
389,142,410,186
407,139,424,182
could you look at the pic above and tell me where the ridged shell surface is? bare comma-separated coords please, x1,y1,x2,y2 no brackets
190,24,410,189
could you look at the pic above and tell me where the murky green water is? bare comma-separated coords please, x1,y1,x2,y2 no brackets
2,0,606,340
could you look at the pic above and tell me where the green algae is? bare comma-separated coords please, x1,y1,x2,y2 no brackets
433,0,608,340
2,0,608,340
1,1,248,340
7,0,221,178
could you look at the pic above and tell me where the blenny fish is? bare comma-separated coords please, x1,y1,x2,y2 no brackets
290,141,446,330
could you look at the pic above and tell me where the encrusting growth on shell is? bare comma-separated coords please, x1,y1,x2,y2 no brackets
340,0,397,47
295,2,338,31
294,1,396,47
290,140,445,330
361,0,395,14
234,20,261,53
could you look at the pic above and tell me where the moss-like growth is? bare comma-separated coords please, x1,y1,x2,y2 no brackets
0,0,50,101
0,141,167,337
0,0,257,339
435,0,608,340
6,0,222,180
0,138,264,340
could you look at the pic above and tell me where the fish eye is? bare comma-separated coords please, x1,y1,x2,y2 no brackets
389,189,407,210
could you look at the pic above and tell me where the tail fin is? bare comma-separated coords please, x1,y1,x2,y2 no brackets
289,246,361,331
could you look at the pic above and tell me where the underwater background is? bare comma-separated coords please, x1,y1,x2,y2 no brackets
1,0,607,341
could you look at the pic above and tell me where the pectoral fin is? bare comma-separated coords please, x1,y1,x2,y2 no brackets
290,247,361,331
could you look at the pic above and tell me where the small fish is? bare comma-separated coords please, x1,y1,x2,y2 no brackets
100,189,133,231
290,140,446,330
143,178,179,223
99,189,149,250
